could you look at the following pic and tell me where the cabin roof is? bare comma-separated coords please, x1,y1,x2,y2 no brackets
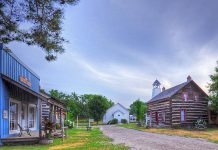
148,79,208,103
106,103,129,113
148,80,192,103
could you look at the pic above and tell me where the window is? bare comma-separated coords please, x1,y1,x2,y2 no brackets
193,92,199,101
10,102,19,131
180,109,186,122
183,92,188,101
28,105,36,129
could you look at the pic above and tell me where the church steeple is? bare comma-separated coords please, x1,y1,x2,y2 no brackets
152,79,161,98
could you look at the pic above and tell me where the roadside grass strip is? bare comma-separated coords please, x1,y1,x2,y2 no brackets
1,128,128,150
119,123,218,144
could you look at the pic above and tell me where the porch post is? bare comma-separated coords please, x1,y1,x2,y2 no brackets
27,103,29,128
60,108,62,128
54,106,57,132
39,99,42,139
49,104,53,122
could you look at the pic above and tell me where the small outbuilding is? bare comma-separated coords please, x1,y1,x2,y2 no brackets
103,103,129,124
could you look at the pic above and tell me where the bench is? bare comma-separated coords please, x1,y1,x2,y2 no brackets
17,123,31,137
86,126,92,131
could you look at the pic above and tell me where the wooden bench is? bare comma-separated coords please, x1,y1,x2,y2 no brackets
86,126,92,131
17,123,31,137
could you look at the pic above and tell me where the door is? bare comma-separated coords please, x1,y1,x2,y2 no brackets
10,101,19,131
21,104,27,128
116,113,122,123
155,112,159,125
28,105,36,129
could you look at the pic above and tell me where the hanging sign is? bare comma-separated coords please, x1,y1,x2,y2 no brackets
19,76,32,87
3,110,8,119
89,119,94,123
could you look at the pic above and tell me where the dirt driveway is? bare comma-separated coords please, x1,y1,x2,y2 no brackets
100,125,218,150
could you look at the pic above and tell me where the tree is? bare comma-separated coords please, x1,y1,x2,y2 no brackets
86,94,113,125
49,89,78,120
0,0,79,61
208,61,218,111
130,99,147,122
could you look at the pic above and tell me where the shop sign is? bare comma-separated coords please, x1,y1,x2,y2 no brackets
19,76,32,87
3,110,8,119
89,119,94,122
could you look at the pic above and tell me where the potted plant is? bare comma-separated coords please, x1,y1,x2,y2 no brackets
39,117,55,145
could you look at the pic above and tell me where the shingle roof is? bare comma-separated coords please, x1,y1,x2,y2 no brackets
147,80,192,103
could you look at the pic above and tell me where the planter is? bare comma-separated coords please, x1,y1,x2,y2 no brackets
39,139,53,145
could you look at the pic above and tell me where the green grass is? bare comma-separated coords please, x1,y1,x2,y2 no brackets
1,127,128,150
118,123,218,144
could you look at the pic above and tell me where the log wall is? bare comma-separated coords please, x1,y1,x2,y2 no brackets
148,99,171,127
171,83,208,127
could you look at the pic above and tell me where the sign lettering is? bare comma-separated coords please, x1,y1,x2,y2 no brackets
19,76,32,87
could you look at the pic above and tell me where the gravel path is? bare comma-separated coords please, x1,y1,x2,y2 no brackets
100,125,218,150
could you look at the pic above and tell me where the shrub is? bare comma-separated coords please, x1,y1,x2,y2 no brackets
56,123,60,129
109,118,118,124
64,120,74,129
121,119,127,124
195,118,207,130
107,120,112,124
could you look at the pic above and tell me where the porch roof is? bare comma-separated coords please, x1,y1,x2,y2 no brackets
1,74,46,101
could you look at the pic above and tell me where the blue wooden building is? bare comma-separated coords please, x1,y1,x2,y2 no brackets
0,44,44,145
0,44,67,145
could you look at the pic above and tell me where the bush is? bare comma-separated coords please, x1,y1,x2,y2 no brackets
56,123,60,129
111,118,118,124
121,119,127,124
64,120,74,129
107,120,112,124
195,118,207,130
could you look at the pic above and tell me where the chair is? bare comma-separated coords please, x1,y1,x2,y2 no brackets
17,123,31,137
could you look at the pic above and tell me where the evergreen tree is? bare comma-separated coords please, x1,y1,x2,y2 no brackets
0,0,79,61
209,61,218,111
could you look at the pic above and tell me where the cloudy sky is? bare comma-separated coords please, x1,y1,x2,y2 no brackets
9,0,218,107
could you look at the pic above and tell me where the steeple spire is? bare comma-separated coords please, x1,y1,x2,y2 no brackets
152,79,161,98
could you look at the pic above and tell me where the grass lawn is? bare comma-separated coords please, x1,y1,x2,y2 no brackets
1,127,127,150
119,123,218,144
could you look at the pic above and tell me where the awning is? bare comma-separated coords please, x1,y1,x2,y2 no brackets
1,74,47,101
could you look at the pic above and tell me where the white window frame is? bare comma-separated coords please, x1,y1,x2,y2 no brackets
28,104,37,130
9,98,21,134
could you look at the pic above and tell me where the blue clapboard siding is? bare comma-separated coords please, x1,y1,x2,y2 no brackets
0,45,40,141
0,49,40,92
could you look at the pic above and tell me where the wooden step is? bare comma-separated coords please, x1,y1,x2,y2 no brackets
1,137,39,146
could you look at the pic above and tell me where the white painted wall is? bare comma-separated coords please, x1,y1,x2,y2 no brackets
103,103,129,124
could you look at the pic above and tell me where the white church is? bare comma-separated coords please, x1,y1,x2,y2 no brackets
103,103,129,124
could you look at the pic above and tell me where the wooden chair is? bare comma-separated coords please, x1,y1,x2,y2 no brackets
17,123,31,137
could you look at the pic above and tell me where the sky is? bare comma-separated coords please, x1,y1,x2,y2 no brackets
8,0,218,108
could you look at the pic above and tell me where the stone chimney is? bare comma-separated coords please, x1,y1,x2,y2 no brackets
187,75,192,82
162,87,166,91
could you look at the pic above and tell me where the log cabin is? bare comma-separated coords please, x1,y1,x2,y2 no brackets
147,76,209,127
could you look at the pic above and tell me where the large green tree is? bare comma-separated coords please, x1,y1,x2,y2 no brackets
130,99,147,122
208,61,218,111
0,0,79,61
49,89,79,120
85,94,113,125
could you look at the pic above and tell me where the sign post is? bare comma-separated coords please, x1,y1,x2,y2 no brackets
89,119,94,127
76,115,78,128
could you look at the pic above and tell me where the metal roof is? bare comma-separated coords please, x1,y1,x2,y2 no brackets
148,80,192,103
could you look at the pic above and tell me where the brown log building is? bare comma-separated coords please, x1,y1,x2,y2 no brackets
147,76,208,127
